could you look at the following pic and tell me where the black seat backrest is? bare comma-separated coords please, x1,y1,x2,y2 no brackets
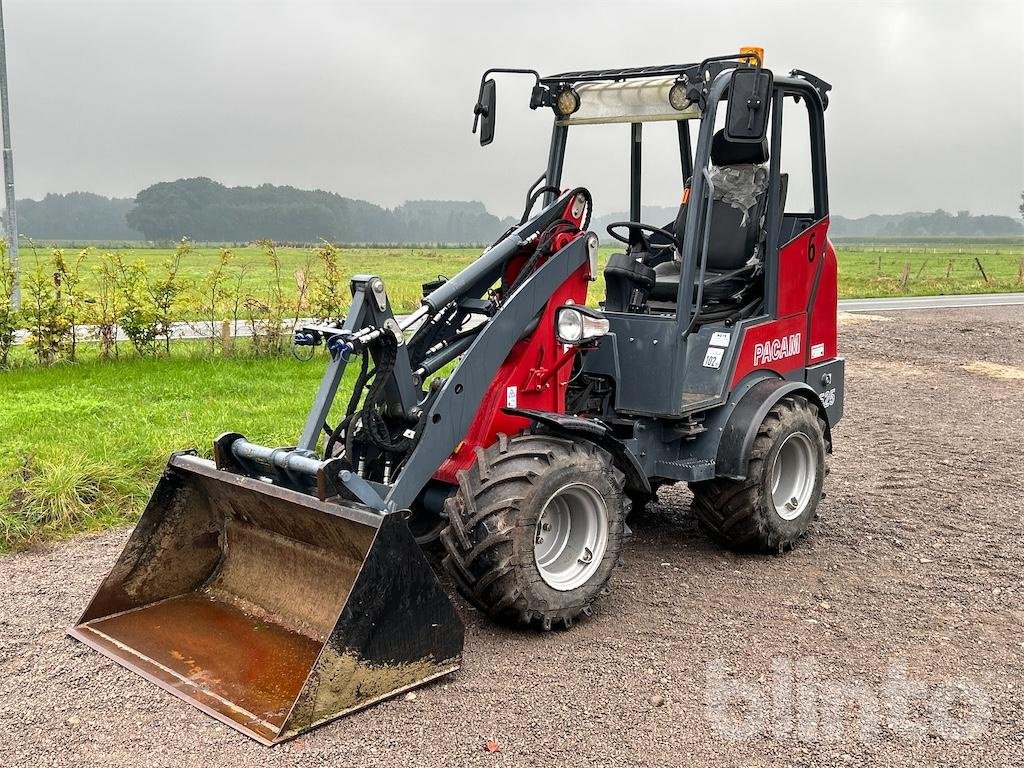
705,130,769,272
705,203,757,271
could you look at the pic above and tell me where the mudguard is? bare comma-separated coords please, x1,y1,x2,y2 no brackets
715,378,833,481
503,407,652,497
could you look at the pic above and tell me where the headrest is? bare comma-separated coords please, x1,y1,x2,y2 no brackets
711,129,768,166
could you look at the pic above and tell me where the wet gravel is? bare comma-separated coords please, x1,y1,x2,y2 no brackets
2,306,1022,767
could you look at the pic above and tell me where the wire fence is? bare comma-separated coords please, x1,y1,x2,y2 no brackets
835,245,1024,256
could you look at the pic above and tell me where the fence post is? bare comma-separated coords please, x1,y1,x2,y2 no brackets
220,319,232,354
974,257,989,283
899,261,911,290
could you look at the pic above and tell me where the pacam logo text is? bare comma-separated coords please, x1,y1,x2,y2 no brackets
754,333,802,366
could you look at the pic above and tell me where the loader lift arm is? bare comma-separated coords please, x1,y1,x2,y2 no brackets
215,188,594,513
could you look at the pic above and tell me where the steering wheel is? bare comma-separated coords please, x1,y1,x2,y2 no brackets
606,221,681,252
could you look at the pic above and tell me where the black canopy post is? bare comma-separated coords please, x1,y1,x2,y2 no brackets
630,122,642,222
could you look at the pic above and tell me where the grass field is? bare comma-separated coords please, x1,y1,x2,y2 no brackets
831,240,1023,298
2,236,1022,550
16,237,1024,322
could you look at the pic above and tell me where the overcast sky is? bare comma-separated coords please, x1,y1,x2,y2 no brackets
4,0,1023,218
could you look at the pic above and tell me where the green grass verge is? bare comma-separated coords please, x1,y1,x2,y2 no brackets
0,347,349,550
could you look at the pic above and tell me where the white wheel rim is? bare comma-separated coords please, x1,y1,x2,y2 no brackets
533,482,609,592
770,432,816,521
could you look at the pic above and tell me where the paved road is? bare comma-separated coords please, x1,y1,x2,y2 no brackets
839,292,1024,312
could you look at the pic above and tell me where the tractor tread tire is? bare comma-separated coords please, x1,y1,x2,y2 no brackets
441,433,626,630
690,396,827,553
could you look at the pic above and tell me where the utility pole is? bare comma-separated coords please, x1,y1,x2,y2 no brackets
0,0,17,307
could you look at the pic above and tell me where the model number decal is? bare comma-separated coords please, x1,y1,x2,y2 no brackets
821,387,836,408
753,333,802,366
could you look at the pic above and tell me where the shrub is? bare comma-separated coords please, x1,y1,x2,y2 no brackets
52,248,87,361
21,249,72,365
111,254,159,356
194,247,234,353
310,240,347,320
246,240,288,356
88,253,122,358
149,239,190,354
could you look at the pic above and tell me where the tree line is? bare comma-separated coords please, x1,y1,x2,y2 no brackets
10,178,517,244
8,180,1023,243
17,192,140,240
830,209,1023,238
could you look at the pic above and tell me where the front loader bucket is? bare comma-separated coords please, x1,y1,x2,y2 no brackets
69,453,464,745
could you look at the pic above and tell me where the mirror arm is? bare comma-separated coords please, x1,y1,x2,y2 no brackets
472,68,549,134
684,52,764,112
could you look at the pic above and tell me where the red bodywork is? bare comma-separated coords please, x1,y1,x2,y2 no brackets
730,217,838,387
432,197,590,485
434,212,837,485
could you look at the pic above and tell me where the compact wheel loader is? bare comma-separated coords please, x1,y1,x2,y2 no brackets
71,50,843,744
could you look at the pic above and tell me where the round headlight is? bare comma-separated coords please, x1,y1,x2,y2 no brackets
555,87,581,117
556,308,584,343
668,81,691,111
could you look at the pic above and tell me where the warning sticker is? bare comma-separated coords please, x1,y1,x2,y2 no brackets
703,347,724,369
811,343,826,360
506,386,518,409
709,331,731,348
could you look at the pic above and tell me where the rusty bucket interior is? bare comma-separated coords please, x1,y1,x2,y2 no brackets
69,453,464,745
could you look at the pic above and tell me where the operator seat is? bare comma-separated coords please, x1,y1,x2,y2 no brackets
649,130,773,306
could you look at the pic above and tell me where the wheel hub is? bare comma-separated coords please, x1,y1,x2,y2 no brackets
533,482,609,591
770,432,816,521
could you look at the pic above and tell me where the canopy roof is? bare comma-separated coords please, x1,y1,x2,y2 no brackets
556,75,702,126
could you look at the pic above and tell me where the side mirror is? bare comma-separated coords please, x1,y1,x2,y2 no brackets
724,67,773,143
473,79,497,146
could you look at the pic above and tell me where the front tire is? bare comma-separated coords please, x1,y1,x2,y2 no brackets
441,433,626,629
690,396,827,552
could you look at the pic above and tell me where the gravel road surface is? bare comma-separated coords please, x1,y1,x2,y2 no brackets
2,306,1022,767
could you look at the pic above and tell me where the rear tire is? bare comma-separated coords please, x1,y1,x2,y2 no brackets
690,396,826,552
441,433,626,629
